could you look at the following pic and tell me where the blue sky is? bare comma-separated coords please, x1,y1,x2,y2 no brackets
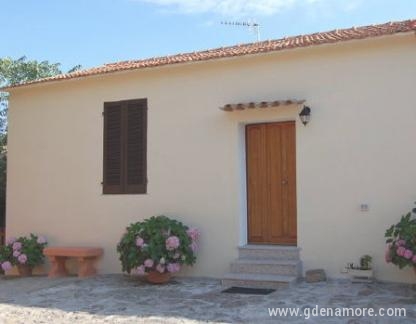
2,0,415,71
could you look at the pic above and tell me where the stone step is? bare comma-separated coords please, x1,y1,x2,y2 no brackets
230,259,301,276
222,272,297,289
238,245,301,261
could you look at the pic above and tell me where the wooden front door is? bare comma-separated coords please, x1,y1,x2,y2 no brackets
246,121,297,245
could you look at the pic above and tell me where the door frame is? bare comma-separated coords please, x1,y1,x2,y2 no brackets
244,120,298,246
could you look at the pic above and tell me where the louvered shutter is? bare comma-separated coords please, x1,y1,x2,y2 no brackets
103,102,123,194
125,99,147,194
103,99,147,194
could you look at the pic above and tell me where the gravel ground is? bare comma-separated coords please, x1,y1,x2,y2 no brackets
0,275,416,323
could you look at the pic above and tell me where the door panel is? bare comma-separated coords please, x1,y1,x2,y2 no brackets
246,124,267,242
267,124,284,242
246,121,297,245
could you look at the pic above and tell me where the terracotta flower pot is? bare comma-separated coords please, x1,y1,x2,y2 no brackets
147,271,171,284
17,264,33,277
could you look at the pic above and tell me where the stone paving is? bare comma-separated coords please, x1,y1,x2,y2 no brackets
0,275,415,323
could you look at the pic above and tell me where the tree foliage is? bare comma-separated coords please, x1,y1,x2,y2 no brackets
0,56,62,87
0,56,81,228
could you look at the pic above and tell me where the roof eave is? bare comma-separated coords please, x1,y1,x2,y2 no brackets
2,28,415,93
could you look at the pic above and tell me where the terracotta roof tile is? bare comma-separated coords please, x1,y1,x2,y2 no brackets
220,99,306,112
3,19,416,90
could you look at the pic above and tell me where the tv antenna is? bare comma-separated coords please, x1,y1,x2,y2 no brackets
221,20,261,42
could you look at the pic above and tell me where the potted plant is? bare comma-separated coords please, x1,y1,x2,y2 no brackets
345,255,374,282
0,234,48,276
360,255,372,270
117,215,200,284
385,204,416,273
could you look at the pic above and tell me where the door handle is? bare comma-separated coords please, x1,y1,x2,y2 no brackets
281,179,288,185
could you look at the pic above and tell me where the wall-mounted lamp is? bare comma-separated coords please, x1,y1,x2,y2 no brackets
299,105,311,126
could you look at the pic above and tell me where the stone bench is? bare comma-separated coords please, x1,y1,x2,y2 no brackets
43,247,103,278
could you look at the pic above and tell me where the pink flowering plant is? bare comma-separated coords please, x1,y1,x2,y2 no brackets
117,215,200,275
0,233,48,273
385,205,416,269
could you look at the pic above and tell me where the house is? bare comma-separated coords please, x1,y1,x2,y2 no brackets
3,19,416,285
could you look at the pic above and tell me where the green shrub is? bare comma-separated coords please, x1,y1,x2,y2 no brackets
385,204,416,269
117,215,200,274
0,233,47,271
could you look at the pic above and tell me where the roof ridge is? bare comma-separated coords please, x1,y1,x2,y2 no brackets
102,18,415,67
3,18,416,91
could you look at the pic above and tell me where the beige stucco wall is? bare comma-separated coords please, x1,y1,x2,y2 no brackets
6,33,416,282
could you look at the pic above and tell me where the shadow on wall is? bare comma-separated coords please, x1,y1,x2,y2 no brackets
0,201,4,245
0,226,4,245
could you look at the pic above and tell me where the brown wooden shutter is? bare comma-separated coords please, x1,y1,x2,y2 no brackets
125,99,147,194
103,102,123,194
103,99,147,194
